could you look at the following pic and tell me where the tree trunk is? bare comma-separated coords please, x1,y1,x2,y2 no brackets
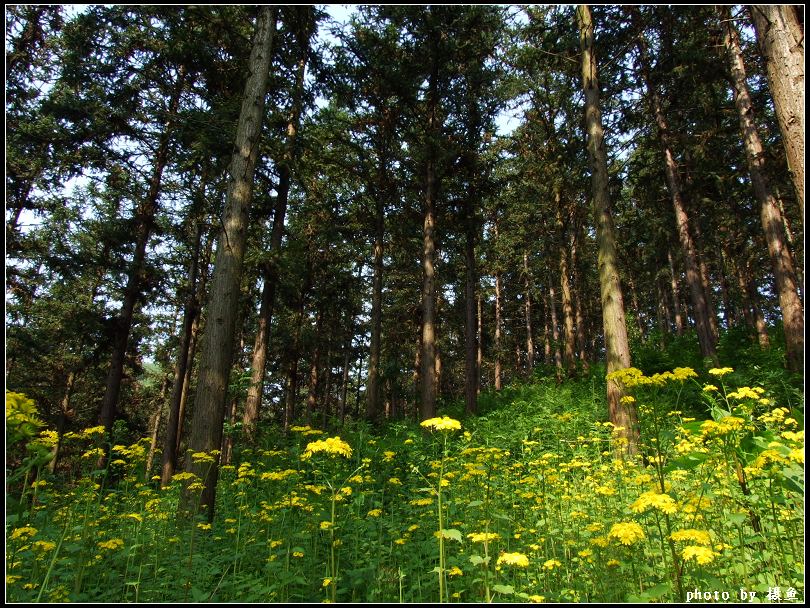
523,251,535,377
494,265,503,391
306,309,324,426
181,7,275,518
476,294,483,394
285,261,312,431
549,284,563,381
161,217,205,487
749,5,804,220
419,35,440,421
366,155,386,424
667,250,685,336
556,200,576,375
464,197,478,414
99,65,187,437
571,227,589,372
577,4,637,454
635,23,716,361
243,15,313,439
722,7,804,373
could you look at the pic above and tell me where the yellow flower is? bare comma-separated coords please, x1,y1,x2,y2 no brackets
367,509,382,517
197,523,212,531
630,491,678,515
702,385,718,392
81,425,107,438
383,451,396,462
302,436,353,459
420,416,462,432
608,522,645,546
468,532,500,543
447,566,463,577
320,521,333,530
10,526,37,540
671,529,712,545
673,367,698,380
620,395,636,405
496,552,530,568
32,540,56,552
529,595,545,603
293,551,304,558
708,367,733,376
98,538,124,551
322,577,333,587
388,477,402,485
543,559,562,570
682,545,718,565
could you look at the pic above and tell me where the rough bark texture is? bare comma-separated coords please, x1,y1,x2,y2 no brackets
749,5,804,219
722,8,804,373
577,4,637,454
181,7,275,518
419,30,440,421
667,250,684,336
243,13,311,439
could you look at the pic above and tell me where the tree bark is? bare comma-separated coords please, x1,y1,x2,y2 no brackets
577,4,637,454
556,198,576,375
366,148,387,424
161,217,205,487
181,7,275,518
243,12,312,439
570,227,589,372
523,251,535,377
667,250,685,336
749,5,804,221
549,284,563,381
419,29,440,421
722,8,804,373
464,203,478,414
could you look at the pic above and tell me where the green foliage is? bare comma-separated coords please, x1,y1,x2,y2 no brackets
8,354,801,602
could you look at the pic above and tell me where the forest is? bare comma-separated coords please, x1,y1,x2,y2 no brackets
5,4,804,603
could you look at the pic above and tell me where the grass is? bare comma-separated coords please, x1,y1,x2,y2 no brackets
6,345,804,603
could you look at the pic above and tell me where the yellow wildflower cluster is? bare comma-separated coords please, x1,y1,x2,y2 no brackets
607,366,697,388
496,552,530,568
608,522,646,546
97,538,124,551
467,532,500,543
302,436,353,459
670,529,712,545
630,491,678,515
420,416,462,432
708,367,734,376
726,386,766,401
681,545,719,565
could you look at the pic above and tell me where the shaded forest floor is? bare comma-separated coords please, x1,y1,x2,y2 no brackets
6,328,804,603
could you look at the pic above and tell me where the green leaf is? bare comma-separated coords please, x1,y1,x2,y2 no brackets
492,584,514,595
440,528,462,542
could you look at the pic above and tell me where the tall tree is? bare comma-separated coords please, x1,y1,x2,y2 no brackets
632,7,717,362
720,7,804,373
576,4,637,453
242,7,316,440
181,6,276,517
749,5,804,221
